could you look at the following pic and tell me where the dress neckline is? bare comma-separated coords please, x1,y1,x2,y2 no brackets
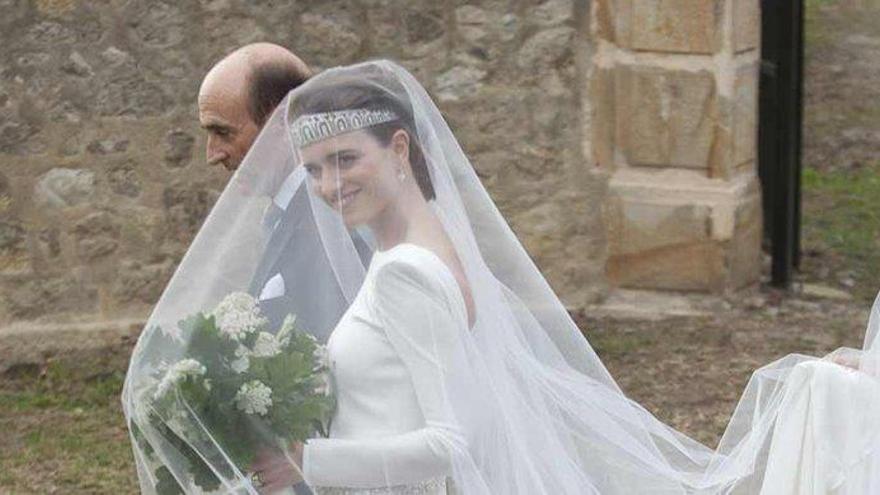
373,244,452,277
373,242,439,260
372,243,473,326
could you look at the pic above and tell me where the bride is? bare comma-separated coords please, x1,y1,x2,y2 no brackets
123,60,880,494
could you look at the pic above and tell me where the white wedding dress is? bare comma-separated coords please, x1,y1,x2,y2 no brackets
303,244,467,494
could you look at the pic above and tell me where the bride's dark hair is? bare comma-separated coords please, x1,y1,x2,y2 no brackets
290,78,436,201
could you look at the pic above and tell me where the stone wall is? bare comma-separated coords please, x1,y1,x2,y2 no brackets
593,0,763,292
0,0,604,330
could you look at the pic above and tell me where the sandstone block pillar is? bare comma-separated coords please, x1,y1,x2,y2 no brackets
592,0,762,292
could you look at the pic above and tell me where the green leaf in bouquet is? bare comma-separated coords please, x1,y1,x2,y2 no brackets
177,374,212,407
155,465,186,495
257,353,312,401
140,325,182,368
149,410,225,493
178,314,253,394
240,327,261,349
130,420,156,459
276,314,297,346
180,314,237,366
268,396,330,441
190,455,223,492
177,312,216,338
184,389,262,469
289,330,319,354
261,371,334,440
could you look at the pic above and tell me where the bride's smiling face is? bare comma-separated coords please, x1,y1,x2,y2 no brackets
301,130,400,228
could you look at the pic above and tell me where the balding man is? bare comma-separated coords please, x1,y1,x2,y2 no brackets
199,42,311,171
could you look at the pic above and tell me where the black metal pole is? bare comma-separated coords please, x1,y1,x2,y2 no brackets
792,0,805,270
760,0,804,288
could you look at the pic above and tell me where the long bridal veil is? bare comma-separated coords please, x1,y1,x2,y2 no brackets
122,60,880,494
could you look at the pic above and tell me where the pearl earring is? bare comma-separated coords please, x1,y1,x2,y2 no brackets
397,169,407,182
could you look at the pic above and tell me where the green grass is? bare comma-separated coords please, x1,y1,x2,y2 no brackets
589,328,658,359
1,364,123,410
802,162,880,300
0,353,139,494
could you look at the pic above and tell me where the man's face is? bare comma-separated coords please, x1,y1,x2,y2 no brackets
198,79,260,172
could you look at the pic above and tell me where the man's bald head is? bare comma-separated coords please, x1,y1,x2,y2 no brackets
199,43,311,171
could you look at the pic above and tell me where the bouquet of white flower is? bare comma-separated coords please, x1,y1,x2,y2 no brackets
131,292,333,494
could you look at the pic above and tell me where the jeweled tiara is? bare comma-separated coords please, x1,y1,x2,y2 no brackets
290,108,399,148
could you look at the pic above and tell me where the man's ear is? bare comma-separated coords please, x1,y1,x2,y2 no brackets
390,129,410,166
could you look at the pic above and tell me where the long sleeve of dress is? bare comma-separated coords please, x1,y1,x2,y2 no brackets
303,256,470,489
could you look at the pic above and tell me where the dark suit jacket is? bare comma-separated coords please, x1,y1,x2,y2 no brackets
249,186,371,343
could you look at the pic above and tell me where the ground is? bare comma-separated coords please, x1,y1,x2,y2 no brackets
800,0,880,301
2,1,880,493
